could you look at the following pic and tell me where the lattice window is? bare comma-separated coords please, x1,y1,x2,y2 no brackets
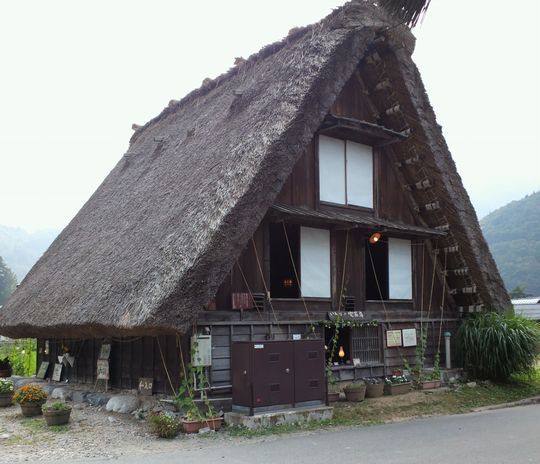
351,325,382,366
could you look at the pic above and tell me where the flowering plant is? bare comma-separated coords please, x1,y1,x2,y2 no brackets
0,378,14,394
13,384,47,404
384,375,409,385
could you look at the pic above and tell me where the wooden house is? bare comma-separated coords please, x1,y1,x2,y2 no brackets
0,1,509,394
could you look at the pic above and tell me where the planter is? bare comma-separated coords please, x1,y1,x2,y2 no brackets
384,382,412,396
181,417,223,434
417,380,441,390
0,393,12,407
365,383,384,398
344,384,366,402
327,392,340,404
43,408,72,426
19,401,45,417
0,369,11,378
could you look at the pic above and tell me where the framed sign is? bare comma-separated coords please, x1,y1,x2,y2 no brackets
52,363,63,381
386,330,402,348
402,328,417,347
99,343,111,360
138,377,154,396
36,361,50,379
97,359,110,380
353,358,361,367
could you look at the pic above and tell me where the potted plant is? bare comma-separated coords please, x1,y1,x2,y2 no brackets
13,384,48,417
383,375,412,395
326,366,340,403
42,401,72,426
343,381,366,402
364,377,384,398
0,357,12,378
0,378,14,407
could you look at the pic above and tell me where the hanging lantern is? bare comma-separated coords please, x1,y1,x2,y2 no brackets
338,346,345,359
369,232,382,244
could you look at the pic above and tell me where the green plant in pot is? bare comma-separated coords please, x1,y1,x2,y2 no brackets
343,381,366,402
13,384,47,417
383,375,412,396
364,377,384,398
0,378,14,407
42,401,72,426
0,357,12,377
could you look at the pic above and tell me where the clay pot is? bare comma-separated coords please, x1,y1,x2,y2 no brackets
181,417,223,434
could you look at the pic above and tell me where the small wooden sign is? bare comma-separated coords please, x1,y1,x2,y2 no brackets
96,359,109,380
138,377,154,396
52,363,63,381
402,328,417,347
386,330,403,348
99,343,111,360
36,361,50,379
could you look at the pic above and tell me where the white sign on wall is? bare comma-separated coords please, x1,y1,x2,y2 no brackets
402,328,417,347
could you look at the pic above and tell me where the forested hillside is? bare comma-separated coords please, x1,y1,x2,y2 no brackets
481,191,540,297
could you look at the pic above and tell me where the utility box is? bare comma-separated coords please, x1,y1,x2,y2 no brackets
191,334,212,366
231,339,325,415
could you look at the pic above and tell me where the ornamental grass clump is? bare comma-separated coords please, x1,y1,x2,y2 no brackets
13,384,47,404
457,311,540,381
148,412,179,439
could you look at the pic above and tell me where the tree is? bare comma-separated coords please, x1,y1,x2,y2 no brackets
509,286,531,299
0,256,17,305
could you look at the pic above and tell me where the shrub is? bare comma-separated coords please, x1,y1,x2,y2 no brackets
457,311,540,381
0,378,14,394
0,340,37,376
148,413,179,439
0,357,11,371
13,384,47,404
42,401,71,412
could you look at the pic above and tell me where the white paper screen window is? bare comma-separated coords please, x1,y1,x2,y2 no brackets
318,135,345,204
388,238,412,300
346,141,373,208
300,227,331,298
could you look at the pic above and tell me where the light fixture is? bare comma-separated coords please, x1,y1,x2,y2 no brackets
283,278,293,288
338,346,345,359
369,232,382,244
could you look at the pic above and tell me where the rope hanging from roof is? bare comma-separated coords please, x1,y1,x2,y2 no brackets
250,237,279,323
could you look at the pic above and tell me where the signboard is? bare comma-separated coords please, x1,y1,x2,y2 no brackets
328,311,364,322
52,363,63,381
97,359,110,380
138,377,154,396
36,361,50,379
386,330,402,348
99,343,111,360
353,358,361,367
402,328,417,347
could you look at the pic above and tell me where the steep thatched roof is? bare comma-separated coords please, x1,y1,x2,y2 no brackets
0,0,509,338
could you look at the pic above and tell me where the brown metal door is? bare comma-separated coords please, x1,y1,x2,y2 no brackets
252,341,294,407
294,340,325,403
231,342,252,407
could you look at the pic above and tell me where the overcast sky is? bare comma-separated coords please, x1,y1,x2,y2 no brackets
1,0,539,232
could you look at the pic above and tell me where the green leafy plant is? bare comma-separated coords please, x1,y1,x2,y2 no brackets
457,311,540,381
148,412,179,439
0,339,37,376
13,384,47,404
42,401,70,412
0,378,14,394
384,375,409,385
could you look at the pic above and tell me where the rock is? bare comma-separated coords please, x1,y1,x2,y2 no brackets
72,391,89,404
466,381,477,388
13,378,42,389
198,427,212,434
107,416,117,423
0,433,10,439
86,393,112,407
105,395,140,414
51,387,72,401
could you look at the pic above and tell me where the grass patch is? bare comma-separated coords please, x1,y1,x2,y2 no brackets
223,371,540,438
20,418,69,433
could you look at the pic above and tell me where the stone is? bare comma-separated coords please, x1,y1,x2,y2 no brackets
86,393,112,407
198,427,213,434
51,387,73,401
13,378,42,389
72,391,89,404
0,433,10,439
466,382,478,388
105,395,140,414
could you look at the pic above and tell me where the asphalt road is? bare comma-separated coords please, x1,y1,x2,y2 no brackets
72,404,540,464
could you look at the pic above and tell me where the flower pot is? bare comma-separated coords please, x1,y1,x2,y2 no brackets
344,384,366,402
417,380,441,390
43,408,72,426
0,393,12,407
19,402,45,417
181,417,223,434
327,391,340,404
365,383,384,398
0,369,11,378
384,382,412,396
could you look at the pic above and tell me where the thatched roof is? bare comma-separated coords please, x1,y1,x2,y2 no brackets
0,0,509,338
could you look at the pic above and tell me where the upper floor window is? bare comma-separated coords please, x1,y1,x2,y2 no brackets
318,135,373,208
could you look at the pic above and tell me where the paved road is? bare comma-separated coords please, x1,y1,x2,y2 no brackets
71,405,540,464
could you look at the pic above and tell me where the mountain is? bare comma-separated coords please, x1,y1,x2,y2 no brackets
481,191,540,297
0,225,59,282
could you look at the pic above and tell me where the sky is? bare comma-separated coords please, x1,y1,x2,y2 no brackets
1,0,539,232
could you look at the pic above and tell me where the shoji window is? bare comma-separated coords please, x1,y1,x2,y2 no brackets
388,238,412,300
300,227,331,298
318,135,373,208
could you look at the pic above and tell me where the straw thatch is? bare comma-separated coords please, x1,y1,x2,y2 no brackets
0,0,509,338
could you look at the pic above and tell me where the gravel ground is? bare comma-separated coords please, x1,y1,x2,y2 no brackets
0,402,238,463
